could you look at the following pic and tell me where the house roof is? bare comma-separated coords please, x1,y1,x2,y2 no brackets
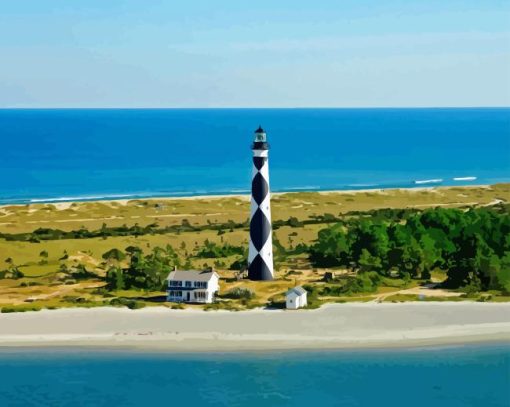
286,286,307,296
167,269,218,282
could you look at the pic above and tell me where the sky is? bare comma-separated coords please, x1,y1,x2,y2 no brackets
0,0,509,107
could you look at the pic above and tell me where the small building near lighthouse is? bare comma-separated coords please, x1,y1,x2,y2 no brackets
286,286,307,309
166,269,219,304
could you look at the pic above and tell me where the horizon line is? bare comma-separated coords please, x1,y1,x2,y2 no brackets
1,106,509,110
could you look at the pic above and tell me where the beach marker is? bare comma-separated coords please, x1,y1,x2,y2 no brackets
248,126,274,280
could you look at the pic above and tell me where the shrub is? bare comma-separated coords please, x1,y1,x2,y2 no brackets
19,281,41,287
109,297,145,310
0,267,25,280
222,287,255,300
127,300,145,310
321,272,382,296
196,240,244,258
1,305,41,313
229,258,247,271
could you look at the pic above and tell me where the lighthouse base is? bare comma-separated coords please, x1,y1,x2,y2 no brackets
247,255,273,281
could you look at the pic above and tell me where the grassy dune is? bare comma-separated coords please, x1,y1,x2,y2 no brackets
1,184,507,234
0,183,509,311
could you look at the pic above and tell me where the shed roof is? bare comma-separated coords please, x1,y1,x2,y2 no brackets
167,269,218,282
286,286,307,296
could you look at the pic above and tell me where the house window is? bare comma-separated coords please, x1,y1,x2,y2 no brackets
185,281,192,288
194,292,206,299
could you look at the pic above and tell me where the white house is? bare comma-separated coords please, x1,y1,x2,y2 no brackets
166,269,220,304
286,286,307,309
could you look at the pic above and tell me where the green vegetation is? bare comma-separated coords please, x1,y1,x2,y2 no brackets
321,272,382,296
59,263,96,281
102,248,126,262
301,284,322,308
222,287,255,300
105,245,179,291
0,266,24,279
1,257,24,279
109,297,146,309
196,239,245,258
0,220,247,243
1,304,42,313
309,207,510,293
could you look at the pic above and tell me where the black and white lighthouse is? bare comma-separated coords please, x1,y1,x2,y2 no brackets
248,126,274,281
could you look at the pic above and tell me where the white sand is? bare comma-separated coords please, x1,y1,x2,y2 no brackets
0,303,509,351
1,184,495,211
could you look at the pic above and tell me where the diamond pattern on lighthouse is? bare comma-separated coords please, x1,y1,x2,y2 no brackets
250,208,271,251
251,172,268,205
248,126,274,281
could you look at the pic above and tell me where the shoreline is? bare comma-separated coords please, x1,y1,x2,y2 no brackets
0,183,499,209
1,303,509,351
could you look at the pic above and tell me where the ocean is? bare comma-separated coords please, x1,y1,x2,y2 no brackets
1,108,509,205
0,344,508,406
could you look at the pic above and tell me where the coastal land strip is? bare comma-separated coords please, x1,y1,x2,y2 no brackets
0,183,509,314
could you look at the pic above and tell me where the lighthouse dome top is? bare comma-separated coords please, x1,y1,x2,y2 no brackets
254,126,267,142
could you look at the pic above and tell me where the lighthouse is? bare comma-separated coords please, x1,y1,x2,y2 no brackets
248,126,274,281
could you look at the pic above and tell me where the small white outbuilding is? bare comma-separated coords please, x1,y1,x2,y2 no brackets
286,286,307,309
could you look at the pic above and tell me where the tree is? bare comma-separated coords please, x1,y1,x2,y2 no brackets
287,216,302,228
102,248,126,262
492,253,510,294
308,205,510,291
69,264,95,280
106,266,125,290
105,246,177,291
39,250,49,265
125,246,142,257
358,249,382,273
309,224,350,267
0,264,24,280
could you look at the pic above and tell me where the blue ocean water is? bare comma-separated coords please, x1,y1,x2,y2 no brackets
0,344,508,406
0,108,509,204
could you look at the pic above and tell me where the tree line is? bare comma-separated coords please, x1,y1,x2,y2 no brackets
0,207,419,243
309,206,510,293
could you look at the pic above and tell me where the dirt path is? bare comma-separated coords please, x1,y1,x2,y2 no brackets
371,283,462,303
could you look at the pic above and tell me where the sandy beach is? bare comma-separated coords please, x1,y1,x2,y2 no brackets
18,183,494,210
1,303,509,351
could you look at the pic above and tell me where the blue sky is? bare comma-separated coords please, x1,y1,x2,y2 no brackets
1,0,509,107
